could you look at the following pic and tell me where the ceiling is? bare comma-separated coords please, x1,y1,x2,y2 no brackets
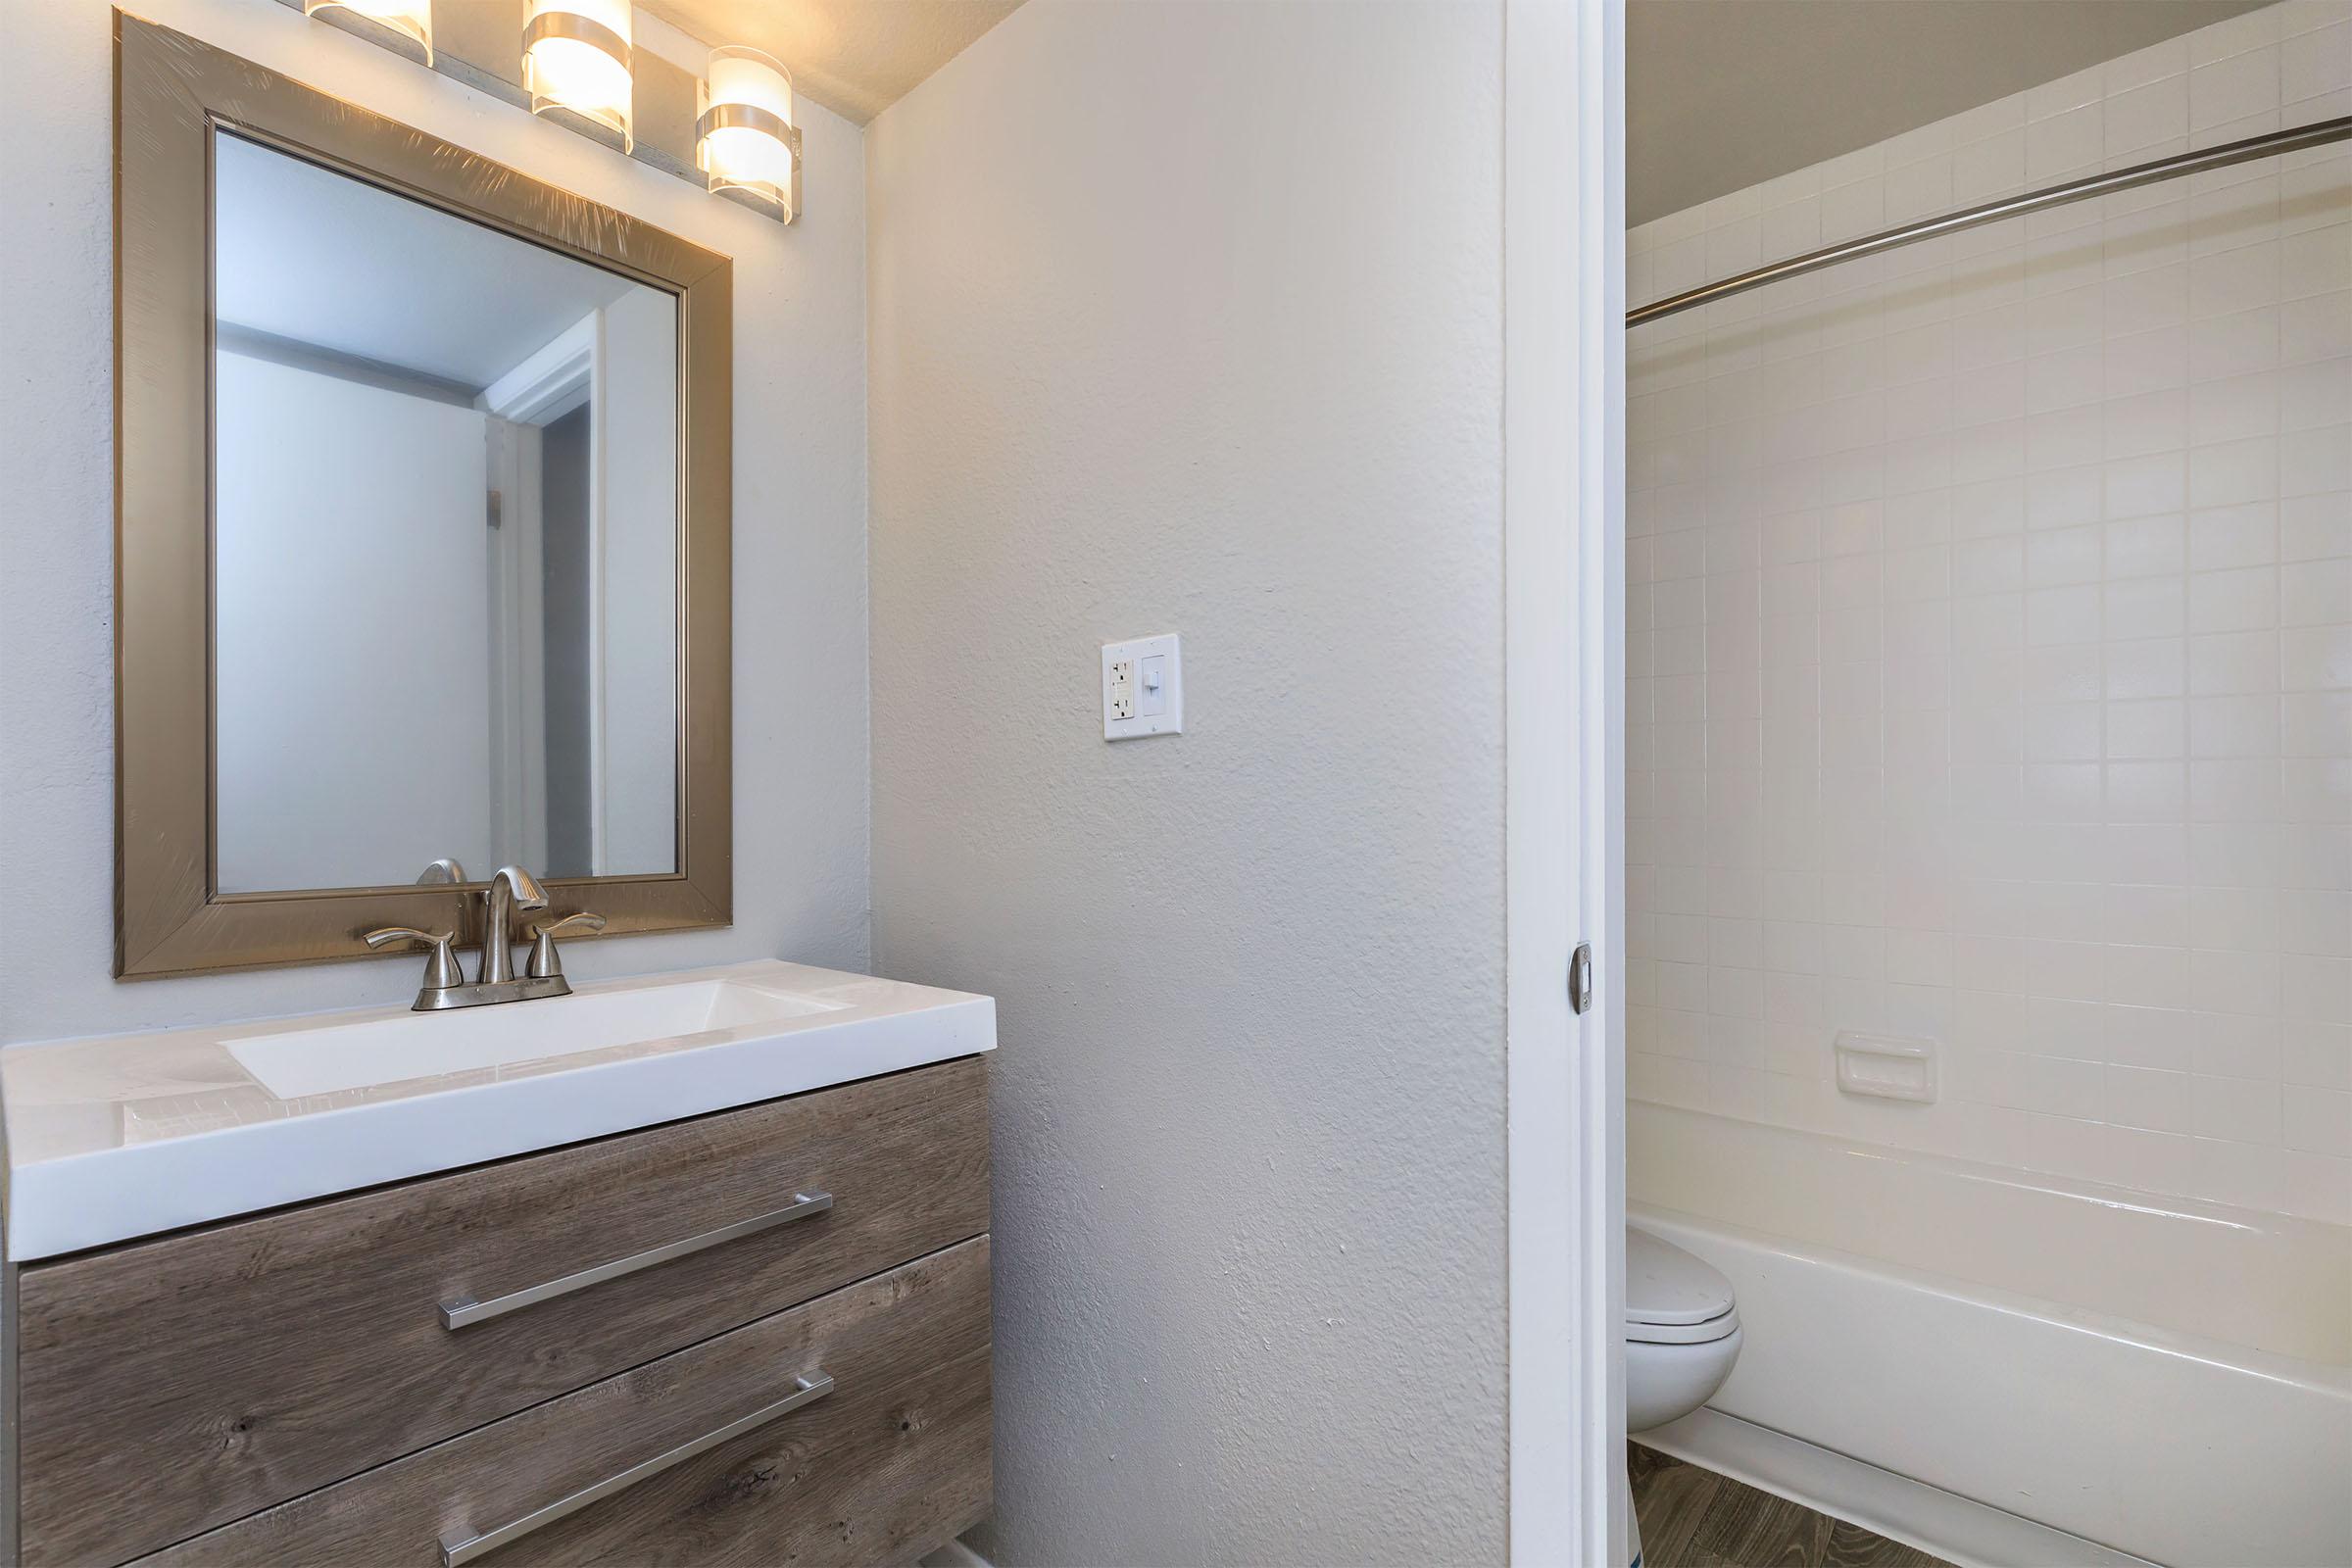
640,0,1025,125
216,133,649,389
1628,0,2273,225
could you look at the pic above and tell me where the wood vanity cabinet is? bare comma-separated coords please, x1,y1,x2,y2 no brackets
4,1056,993,1568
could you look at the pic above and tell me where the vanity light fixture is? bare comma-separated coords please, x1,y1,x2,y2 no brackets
698,46,800,220
521,0,634,151
303,0,431,63
283,0,802,223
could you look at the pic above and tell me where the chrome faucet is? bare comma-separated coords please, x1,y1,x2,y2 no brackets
478,864,547,986
366,863,602,1011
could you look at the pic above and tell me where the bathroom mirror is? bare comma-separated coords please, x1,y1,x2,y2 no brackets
211,132,680,895
116,17,733,976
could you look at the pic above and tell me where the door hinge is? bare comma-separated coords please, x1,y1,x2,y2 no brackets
1568,943,1594,1015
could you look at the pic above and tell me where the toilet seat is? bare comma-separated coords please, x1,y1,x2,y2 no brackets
1626,1226,1740,1346
1626,1305,1740,1345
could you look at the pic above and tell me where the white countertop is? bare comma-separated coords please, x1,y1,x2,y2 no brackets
0,960,994,1261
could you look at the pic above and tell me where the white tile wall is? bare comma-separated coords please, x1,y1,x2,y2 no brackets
1626,1,2352,1225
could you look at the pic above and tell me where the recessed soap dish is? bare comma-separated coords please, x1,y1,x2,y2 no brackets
1834,1032,1938,1103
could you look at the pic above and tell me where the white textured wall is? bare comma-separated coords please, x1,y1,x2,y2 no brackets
1627,1,2352,1224
0,0,869,1041
866,3,1508,1562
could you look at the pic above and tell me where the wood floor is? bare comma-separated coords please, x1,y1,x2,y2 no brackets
1630,1445,1955,1568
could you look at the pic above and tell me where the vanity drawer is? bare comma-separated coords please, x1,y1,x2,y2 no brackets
15,1055,988,1567
137,1236,993,1568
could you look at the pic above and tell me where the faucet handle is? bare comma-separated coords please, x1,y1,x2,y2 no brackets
525,912,605,981
365,926,465,992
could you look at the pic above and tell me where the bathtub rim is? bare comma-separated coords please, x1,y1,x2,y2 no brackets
1631,1198,2352,1391
1632,1099,2347,1252
1629,1097,2352,1366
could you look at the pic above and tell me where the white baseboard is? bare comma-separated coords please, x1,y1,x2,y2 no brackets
919,1537,995,1568
1640,1408,2156,1568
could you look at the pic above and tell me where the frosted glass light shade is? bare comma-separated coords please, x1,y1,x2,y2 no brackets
522,0,634,151
698,46,799,220
304,0,432,64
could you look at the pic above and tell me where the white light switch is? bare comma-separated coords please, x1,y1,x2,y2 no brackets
1102,634,1182,740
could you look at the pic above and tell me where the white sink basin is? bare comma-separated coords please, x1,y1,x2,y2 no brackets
0,959,994,1260
225,976,847,1099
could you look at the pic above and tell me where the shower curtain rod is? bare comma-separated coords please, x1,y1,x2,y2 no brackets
1628,113,2352,327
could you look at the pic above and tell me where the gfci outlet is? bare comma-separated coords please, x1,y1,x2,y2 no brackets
1102,633,1182,740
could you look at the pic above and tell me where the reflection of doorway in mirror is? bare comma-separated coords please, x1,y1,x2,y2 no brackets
476,292,678,881
539,403,592,875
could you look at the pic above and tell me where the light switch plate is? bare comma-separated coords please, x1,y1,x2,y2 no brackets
1102,633,1183,740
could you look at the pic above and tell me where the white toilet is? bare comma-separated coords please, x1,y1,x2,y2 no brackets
1625,1225,1741,1432
1624,1228,1742,1567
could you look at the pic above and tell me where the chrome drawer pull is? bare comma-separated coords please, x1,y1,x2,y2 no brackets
436,1371,834,1567
438,1192,834,1330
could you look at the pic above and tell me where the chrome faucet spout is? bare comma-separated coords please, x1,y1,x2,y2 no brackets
480,864,549,986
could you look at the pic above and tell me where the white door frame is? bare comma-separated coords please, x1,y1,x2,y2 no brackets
1503,0,1626,1563
480,312,611,875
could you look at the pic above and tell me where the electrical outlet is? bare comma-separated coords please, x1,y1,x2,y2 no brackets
1102,634,1182,740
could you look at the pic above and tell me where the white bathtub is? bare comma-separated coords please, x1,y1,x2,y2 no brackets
1629,1101,2352,1568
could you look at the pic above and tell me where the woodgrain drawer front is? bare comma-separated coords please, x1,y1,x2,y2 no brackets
17,1057,988,1567
139,1237,993,1568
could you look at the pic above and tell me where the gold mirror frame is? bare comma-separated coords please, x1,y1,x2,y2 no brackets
115,15,733,977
